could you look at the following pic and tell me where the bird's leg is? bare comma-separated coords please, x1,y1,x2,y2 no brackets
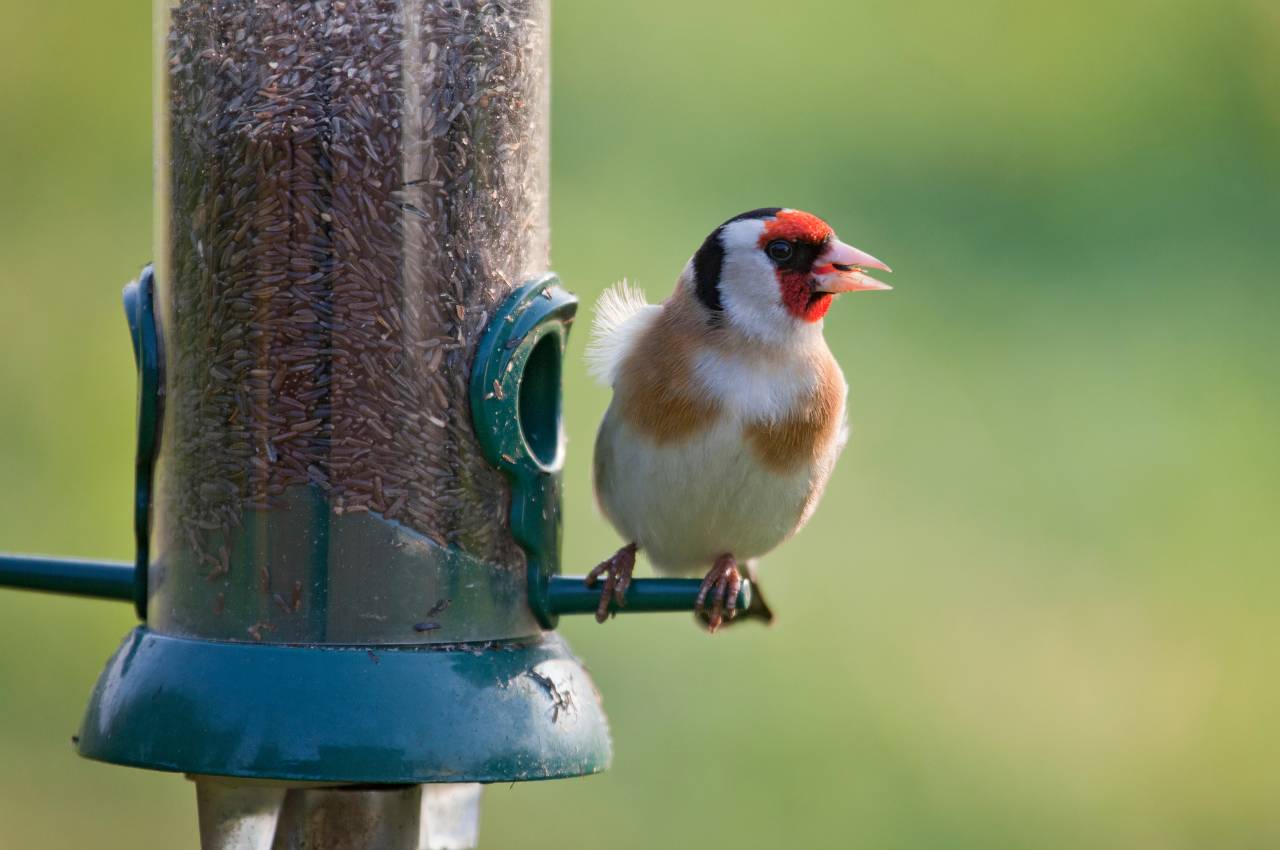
696,553,742,634
584,542,638,623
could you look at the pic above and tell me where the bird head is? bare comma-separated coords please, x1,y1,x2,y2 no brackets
689,207,891,343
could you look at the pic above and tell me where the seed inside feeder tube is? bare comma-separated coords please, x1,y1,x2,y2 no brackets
153,0,550,624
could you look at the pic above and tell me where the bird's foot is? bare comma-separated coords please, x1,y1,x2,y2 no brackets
696,553,742,634
584,542,638,623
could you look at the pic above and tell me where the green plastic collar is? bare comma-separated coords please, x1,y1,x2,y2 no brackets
77,626,611,783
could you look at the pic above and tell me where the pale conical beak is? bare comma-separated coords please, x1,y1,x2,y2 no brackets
811,239,893,293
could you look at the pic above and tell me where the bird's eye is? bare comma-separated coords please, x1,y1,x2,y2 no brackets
766,240,794,262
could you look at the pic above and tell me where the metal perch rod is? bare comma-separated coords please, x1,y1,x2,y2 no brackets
546,575,752,615
0,553,750,614
0,554,134,601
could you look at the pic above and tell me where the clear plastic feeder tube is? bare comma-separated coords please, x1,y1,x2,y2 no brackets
150,0,550,643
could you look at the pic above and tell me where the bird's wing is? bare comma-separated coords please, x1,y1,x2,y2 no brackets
586,280,662,386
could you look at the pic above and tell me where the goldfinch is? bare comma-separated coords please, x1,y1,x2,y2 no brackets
585,208,891,631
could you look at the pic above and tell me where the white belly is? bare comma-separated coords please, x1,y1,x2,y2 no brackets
594,407,819,574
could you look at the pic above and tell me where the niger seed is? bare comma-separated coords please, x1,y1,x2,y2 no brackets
155,0,548,634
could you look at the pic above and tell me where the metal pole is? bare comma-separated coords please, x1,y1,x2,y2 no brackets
196,779,286,850
194,779,482,850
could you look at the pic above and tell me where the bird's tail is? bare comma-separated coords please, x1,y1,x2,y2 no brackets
738,561,776,625
585,280,659,386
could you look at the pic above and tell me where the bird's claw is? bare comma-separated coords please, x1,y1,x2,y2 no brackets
584,542,638,623
696,554,742,634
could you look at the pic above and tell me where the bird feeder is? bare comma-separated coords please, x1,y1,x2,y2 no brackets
0,1,749,846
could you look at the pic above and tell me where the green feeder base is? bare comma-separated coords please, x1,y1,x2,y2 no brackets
77,627,611,784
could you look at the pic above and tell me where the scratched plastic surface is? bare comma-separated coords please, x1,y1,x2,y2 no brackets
149,0,549,643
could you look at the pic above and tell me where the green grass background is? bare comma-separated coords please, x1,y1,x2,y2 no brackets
1,0,1278,847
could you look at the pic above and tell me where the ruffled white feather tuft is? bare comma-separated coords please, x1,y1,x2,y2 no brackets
586,280,661,386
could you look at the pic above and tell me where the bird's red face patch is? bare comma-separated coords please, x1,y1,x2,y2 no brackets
759,210,836,323
781,282,833,322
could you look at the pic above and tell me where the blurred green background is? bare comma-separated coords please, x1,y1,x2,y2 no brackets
2,0,1278,847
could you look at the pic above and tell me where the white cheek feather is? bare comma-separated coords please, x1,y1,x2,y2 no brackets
585,280,662,386
716,218,825,348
